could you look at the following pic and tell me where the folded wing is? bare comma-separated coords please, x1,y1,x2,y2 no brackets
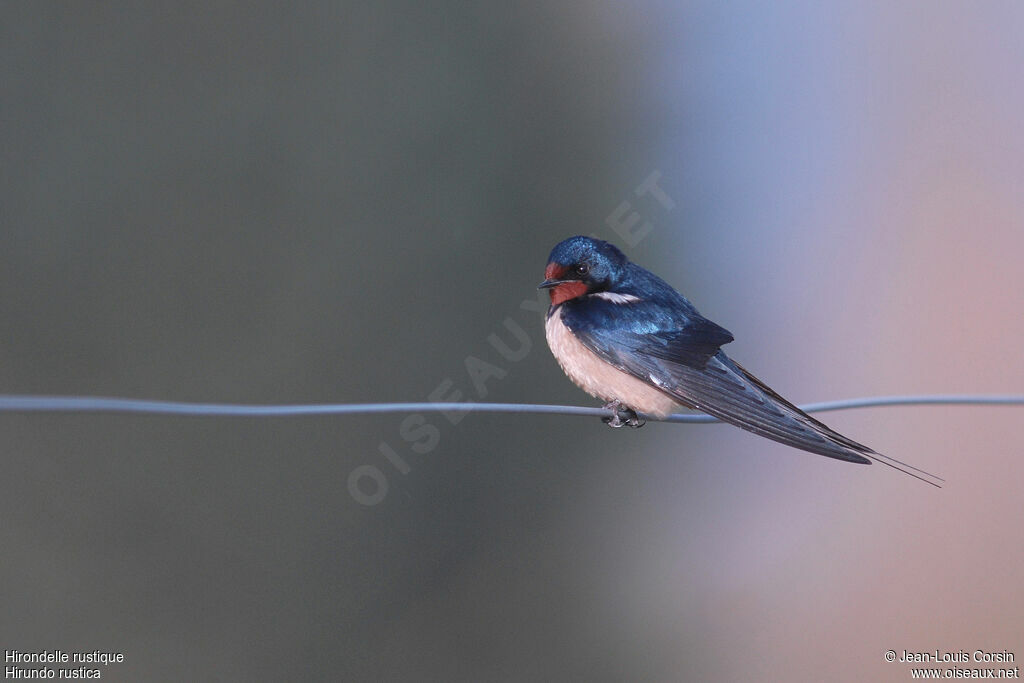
569,305,875,465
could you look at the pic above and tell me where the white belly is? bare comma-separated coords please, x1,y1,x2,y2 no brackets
545,308,678,418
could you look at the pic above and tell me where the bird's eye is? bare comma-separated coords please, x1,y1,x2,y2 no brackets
575,264,589,276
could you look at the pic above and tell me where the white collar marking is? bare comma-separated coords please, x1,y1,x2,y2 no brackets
591,292,641,304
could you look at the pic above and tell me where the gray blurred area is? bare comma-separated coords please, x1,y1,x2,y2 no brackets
2,3,1023,681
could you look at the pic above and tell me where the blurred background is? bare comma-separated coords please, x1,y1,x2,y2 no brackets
2,2,1022,681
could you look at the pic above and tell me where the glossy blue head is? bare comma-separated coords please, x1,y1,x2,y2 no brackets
538,236,628,305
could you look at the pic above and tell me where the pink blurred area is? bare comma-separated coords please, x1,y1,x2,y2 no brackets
582,4,1024,680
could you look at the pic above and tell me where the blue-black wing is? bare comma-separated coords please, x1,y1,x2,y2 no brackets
561,297,875,465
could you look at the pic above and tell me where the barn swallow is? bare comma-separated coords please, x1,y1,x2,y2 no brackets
540,236,940,485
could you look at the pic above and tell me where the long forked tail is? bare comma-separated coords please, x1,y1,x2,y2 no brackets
664,354,944,488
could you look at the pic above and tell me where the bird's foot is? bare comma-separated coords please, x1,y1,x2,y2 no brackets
601,401,645,429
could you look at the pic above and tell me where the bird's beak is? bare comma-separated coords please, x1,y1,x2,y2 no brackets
540,263,572,289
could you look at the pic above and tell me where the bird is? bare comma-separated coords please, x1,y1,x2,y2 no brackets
539,235,940,485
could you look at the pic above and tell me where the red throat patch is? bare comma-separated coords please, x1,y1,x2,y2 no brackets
549,281,588,305
544,263,566,280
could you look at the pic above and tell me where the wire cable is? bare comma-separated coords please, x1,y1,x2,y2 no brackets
0,393,1020,420
5,393,1019,488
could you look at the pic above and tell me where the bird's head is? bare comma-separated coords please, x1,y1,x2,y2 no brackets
538,236,628,305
